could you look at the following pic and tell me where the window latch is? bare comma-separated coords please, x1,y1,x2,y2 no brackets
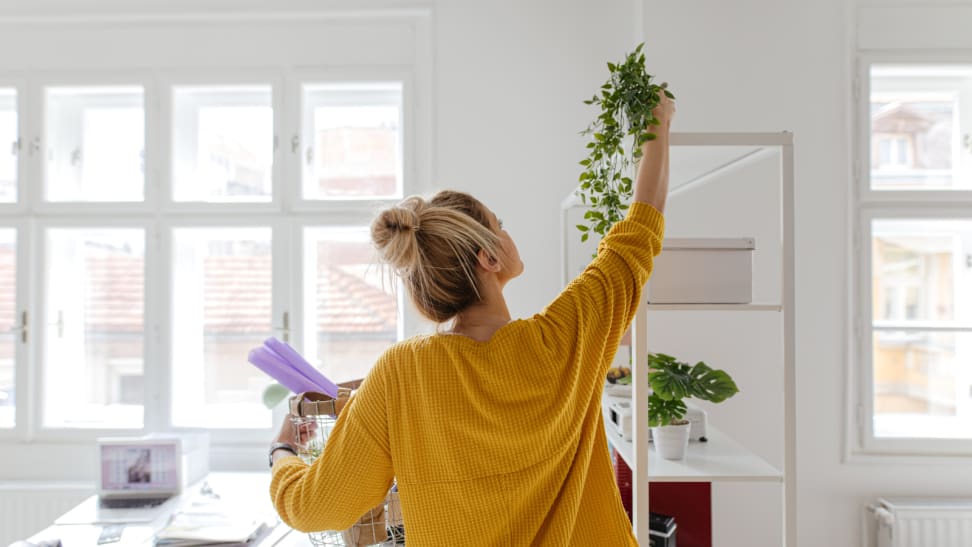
10,310,28,343
272,311,290,343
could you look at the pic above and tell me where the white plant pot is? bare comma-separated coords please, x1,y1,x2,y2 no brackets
651,422,691,460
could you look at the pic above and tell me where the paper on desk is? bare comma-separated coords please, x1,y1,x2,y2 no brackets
155,510,268,546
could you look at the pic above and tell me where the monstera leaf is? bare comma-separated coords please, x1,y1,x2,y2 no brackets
646,353,740,424
687,361,739,403
648,393,688,427
647,353,692,400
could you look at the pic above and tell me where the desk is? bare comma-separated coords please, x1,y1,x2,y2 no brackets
27,472,312,547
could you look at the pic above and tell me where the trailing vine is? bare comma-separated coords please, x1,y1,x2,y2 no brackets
576,43,674,242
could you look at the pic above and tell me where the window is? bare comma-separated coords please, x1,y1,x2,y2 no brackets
301,83,403,200
44,87,145,202
302,227,399,384
0,228,15,428
172,86,274,202
857,62,972,453
0,88,16,202
42,228,146,428
0,73,414,437
170,227,274,429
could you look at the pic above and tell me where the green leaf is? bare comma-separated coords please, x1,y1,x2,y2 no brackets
688,362,740,403
575,224,589,232
580,232,589,243
575,44,673,246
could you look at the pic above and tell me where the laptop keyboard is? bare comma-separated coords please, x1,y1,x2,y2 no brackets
99,496,170,509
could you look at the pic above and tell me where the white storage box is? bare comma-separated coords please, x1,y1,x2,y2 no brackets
647,238,754,304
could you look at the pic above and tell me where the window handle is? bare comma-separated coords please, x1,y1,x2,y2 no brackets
305,146,313,166
9,310,28,343
10,138,19,157
272,311,290,343
28,136,40,157
291,135,300,154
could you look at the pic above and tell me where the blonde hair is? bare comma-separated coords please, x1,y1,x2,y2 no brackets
371,190,499,323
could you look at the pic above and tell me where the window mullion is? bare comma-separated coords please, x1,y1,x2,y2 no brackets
144,222,167,432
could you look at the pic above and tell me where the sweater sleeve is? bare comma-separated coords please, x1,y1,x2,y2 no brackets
534,202,664,372
269,361,394,532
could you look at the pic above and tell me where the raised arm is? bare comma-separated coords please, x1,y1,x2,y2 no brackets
533,95,673,370
632,93,675,211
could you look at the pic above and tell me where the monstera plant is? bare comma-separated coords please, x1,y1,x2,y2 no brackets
647,353,739,460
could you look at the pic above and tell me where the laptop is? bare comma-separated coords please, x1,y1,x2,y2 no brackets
56,437,183,525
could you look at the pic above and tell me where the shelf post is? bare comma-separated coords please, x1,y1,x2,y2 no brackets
781,137,797,547
631,299,651,542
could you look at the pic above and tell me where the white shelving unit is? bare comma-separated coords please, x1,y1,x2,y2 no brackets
561,132,795,546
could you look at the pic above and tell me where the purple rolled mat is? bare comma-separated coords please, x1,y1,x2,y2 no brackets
263,337,339,398
247,345,324,395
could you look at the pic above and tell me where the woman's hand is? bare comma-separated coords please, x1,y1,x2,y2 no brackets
272,414,316,446
632,93,674,211
648,92,676,133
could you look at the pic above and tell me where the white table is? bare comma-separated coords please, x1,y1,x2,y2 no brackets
27,472,311,547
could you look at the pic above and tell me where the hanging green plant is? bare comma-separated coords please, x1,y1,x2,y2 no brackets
576,43,674,242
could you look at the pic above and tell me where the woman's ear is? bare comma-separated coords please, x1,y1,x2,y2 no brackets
477,249,501,272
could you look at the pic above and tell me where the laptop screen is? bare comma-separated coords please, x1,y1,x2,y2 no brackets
100,442,179,493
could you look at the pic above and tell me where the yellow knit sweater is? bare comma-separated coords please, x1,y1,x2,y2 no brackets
271,202,664,546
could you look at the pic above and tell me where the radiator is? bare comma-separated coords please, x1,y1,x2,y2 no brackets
0,482,91,546
869,498,972,547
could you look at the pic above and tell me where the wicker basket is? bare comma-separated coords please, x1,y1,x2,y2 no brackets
289,391,405,547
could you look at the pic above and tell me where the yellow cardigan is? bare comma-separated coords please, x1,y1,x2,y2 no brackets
271,202,664,546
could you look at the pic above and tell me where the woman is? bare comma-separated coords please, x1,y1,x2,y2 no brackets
269,95,673,546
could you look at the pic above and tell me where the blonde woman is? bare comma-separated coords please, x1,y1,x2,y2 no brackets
269,95,673,546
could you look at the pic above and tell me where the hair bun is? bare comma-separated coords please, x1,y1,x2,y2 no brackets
371,197,426,272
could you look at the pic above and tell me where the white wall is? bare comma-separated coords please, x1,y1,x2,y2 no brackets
3,1,972,546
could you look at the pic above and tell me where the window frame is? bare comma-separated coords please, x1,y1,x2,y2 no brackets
852,52,972,456
160,70,285,214
1,69,418,445
0,78,28,215
34,71,156,215
287,66,414,211
31,215,154,443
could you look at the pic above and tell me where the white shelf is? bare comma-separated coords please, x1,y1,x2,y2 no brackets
645,303,782,312
564,131,796,545
603,395,782,483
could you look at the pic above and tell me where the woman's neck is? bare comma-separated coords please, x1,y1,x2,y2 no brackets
449,293,512,343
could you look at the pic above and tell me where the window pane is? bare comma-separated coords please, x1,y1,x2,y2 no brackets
172,86,273,202
301,83,402,200
45,87,144,202
303,228,398,383
171,228,273,428
0,229,15,427
872,219,972,323
869,65,972,191
871,218,972,439
43,228,145,428
873,331,972,439
0,89,16,202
